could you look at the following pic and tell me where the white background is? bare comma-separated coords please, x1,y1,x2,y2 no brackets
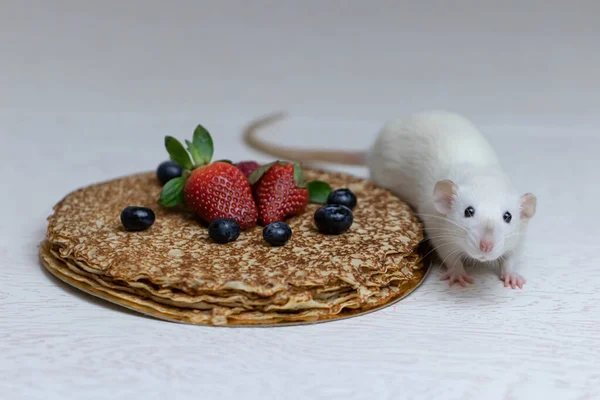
1,1,599,399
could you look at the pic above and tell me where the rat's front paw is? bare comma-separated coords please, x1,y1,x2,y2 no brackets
440,268,474,287
500,272,526,289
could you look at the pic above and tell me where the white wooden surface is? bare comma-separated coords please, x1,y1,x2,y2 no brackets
1,2,599,399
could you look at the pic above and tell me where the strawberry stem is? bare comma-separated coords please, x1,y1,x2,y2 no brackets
191,124,214,166
248,161,277,185
158,176,186,207
164,124,215,171
165,136,194,170
292,163,306,188
307,180,332,203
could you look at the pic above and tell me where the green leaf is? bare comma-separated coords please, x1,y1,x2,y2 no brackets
185,139,203,167
158,177,186,207
307,180,332,203
213,159,232,164
247,161,277,185
293,163,306,188
165,136,194,170
190,124,214,165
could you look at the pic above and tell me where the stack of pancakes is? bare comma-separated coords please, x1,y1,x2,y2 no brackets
40,169,427,326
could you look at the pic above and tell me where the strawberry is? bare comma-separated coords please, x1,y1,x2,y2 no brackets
184,162,257,229
234,160,261,178
248,161,309,225
157,125,258,229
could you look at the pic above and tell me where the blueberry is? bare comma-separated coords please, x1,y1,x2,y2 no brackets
262,221,292,246
120,206,155,231
326,188,357,210
314,204,353,235
208,218,241,244
156,160,183,185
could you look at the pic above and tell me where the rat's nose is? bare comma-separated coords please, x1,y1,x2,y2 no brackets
479,240,494,253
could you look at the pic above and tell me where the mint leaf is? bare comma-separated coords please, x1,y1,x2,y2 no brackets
158,177,185,207
214,159,232,164
165,136,193,170
190,124,214,165
307,180,332,203
293,163,306,188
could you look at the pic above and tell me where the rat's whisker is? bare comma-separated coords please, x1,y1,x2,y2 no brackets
504,232,524,239
419,228,465,240
423,232,463,239
423,233,465,241
415,240,460,263
415,213,469,233
439,247,465,269
424,227,468,234
423,237,463,246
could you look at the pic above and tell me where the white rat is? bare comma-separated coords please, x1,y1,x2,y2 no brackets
243,110,537,289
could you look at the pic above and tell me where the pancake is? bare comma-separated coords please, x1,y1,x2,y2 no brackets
41,168,429,326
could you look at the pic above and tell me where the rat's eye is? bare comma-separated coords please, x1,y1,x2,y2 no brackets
503,211,512,223
464,206,475,217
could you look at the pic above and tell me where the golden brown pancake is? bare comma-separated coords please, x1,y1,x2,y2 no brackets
40,168,428,326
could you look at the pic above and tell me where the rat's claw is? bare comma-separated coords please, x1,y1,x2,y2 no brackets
502,273,526,289
440,269,473,287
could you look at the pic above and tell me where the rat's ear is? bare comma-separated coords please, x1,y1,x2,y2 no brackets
519,193,537,221
433,179,458,214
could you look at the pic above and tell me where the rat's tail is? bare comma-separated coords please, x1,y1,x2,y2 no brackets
242,111,366,166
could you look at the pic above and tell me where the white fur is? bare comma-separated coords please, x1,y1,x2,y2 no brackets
365,110,535,287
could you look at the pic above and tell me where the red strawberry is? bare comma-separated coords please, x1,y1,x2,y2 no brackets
235,161,261,178
184,162,257,229
248,161,309,225
157,125,258,229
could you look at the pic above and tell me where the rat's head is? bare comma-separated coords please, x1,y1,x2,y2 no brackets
432,175,536,262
